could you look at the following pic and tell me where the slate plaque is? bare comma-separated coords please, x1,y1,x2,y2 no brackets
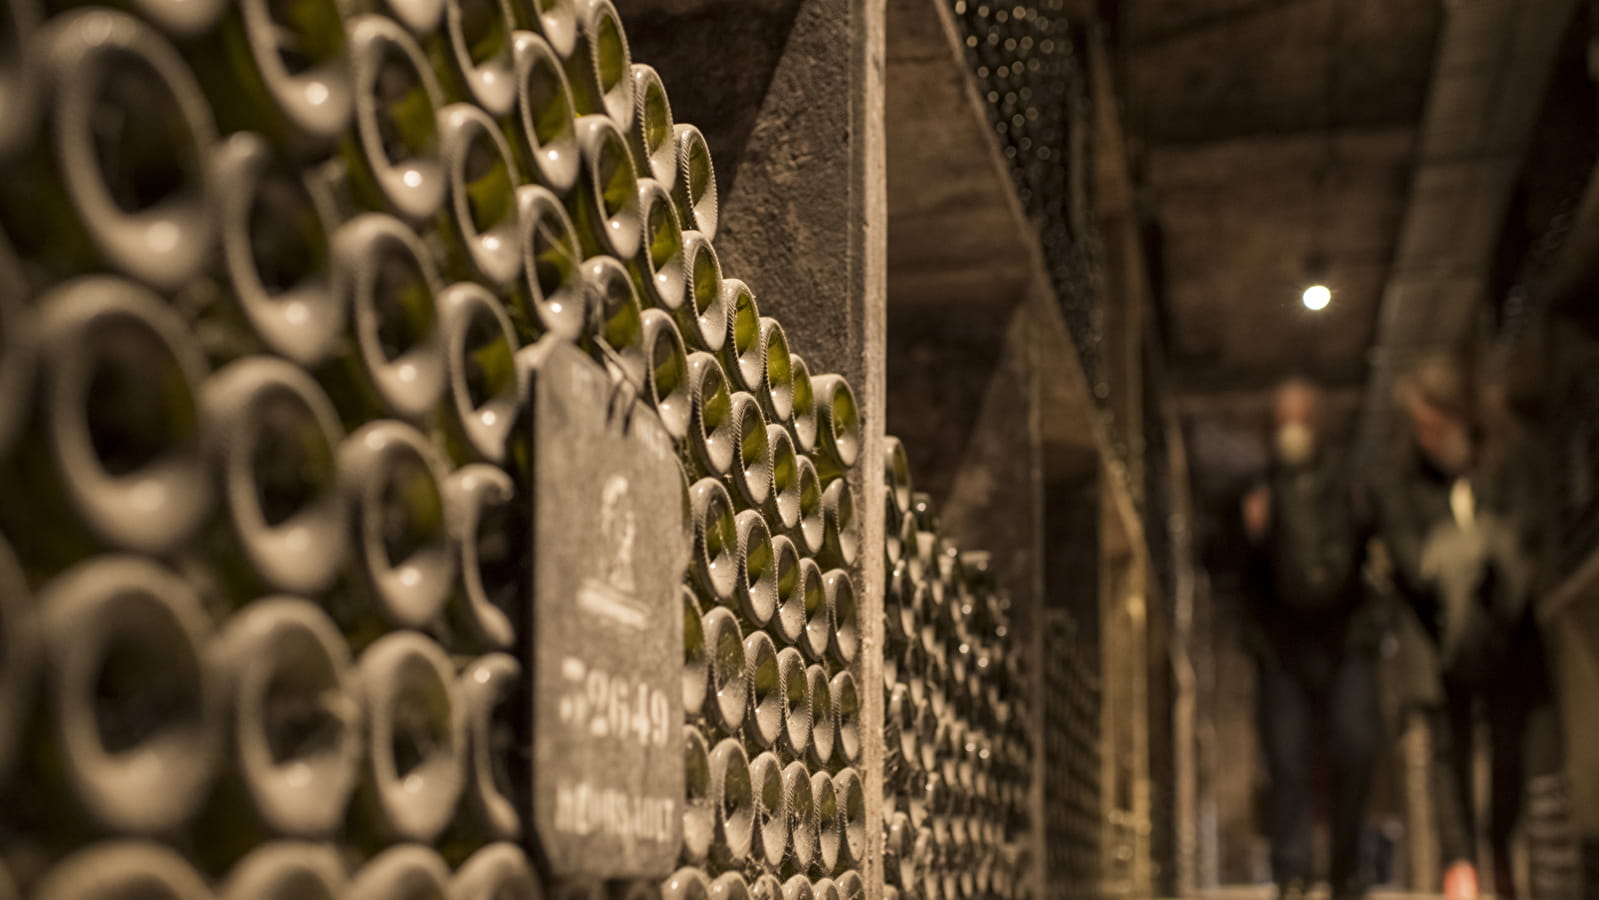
525,339,689,878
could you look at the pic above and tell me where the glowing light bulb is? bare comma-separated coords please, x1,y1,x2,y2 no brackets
1302,284,1331,311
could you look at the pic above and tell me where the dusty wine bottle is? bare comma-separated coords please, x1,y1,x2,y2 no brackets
335,420,456,632
708,736,755,867
889,682,917,770
734,509,778,628
451,843,539,900
782,761,816,873
583,254,647,388
758,317,795,424
202,0,353,150
781,876,813,900
689,476,738,602
201,357,349,598
433,0,516,115
439,283,525,465
674,231,726,352
710,873,750,900
787,353,818,454
686,352,735,476
220,840,348,900
819,479,859,569
211,132,344,367
795,557,828,662
775,645,810,758
509,0,575,53
751,874,784,900
719,279,762,393
628,64,677,192
767,533,803,641
352,630,466,845
742,629,781,749
455,653,522,842
884,435,914,518
568,114,642,259
823,569,859,667
22,9,218,292
886,812,916,889
811,879,840,900
682,586,708,714
513,183,587,341
763,425,802,531
630,177,686,311
749,750,788,869
700,607,747,734
209,597,359,839
640,308,692,439
682,726,713,864
328,214,447,423
793,455,825,557
37,556,221,834
664,868,711,900
886,558,918,646
348,844,452,900
805,665,834,769
563,0,634,126
830,670,861,766
810,770,840,875
33,842,212,900
726,392,772,509
342,15,446,221
809,374,861,482
671,124,718,240
835,872,863,900
14,277,213,567
419,462,519,629
914,704,938,775
438,103,523,288
505,30,579,193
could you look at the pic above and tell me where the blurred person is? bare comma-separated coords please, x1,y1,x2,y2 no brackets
1242,377,1381,900
1374,350,1561,900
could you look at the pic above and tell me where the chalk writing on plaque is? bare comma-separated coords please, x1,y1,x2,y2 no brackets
524,339,689,878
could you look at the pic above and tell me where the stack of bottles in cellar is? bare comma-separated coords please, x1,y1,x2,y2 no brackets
669,106,870,900
0,0,875,893
946,0,1102,388
1041,614,1102,900
880,438,1034,900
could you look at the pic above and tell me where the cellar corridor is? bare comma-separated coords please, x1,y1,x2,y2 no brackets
3,1,1599,900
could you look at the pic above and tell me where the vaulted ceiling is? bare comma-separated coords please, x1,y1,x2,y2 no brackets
1127,0,1440,409
1120,0,1590,500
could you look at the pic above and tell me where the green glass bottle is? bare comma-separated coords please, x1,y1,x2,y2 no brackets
438,103,523,289
342,15,446,222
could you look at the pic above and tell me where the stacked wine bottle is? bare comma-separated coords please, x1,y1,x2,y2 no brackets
1040,614,1102,899
668,101,870,900
880,438,1033,900
0,0,871,895
946,0,1103,393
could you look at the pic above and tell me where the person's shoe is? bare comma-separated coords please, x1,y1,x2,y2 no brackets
1330,877,1369,900
1277,879,1308,900
1445,861,1481,900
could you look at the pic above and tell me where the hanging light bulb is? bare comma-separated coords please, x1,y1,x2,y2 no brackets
1302,284,1331,310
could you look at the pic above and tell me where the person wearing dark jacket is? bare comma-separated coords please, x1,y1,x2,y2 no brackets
1242,378,1380,900
1374,352,1559,900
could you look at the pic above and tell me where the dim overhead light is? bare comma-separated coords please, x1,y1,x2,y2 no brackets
1302,284,1331,311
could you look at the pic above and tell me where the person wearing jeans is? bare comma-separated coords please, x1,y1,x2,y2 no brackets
1243,378,1381,900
